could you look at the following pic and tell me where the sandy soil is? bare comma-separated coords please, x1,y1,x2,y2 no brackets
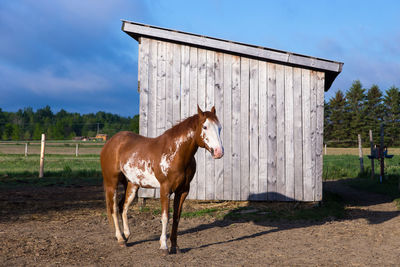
1,180,399,266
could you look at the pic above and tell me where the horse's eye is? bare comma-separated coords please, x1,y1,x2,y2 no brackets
203,126,207,130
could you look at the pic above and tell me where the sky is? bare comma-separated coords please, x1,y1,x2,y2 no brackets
1,0,399,117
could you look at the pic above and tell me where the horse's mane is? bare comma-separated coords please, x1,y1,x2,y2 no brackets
163,114,199,138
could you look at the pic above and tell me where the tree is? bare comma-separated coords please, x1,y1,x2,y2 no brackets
11,124,21,140
33,123,44,140
328,90,348,146
364,84,384,140
2,123,13,140
383,86,400,146
345,80,366,142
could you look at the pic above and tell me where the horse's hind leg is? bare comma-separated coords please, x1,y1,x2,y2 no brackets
104,174,125,246
121,182,139,240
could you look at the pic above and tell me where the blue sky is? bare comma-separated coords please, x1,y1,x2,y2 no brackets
1,0,399,117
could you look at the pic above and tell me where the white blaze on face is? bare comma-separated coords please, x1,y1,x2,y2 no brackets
201,119,223,157
122,153,160,188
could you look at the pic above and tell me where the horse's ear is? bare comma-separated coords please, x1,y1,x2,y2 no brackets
211,106,216,115
197,105,204,117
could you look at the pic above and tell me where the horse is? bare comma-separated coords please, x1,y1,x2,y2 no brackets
100,105,224,254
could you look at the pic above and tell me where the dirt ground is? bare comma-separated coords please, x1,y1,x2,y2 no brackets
1,180,399,266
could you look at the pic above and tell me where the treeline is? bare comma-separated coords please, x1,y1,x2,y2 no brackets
325,80,400,147
0,106,139,140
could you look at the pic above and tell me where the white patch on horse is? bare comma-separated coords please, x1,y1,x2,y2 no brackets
122,154,160,188
160,211,168,250
201,119,222,150
159,130,194,176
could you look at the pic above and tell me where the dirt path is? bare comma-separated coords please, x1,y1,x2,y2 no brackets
1,180,399,266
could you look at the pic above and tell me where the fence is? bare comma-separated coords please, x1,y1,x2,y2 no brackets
0,140,104,156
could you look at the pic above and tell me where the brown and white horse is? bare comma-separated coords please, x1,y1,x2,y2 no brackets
100,105,223,254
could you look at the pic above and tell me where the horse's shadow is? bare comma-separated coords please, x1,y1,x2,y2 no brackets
126,178,400,252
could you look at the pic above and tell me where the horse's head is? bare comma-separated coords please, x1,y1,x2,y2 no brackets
196,105,224,159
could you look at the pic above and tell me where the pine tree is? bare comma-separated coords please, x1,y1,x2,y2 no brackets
383,86,400,146
364,84,384,141
328,90,348,146
345,80,366,143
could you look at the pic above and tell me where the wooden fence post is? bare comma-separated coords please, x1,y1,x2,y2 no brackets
369,130,374,179
358,134,364,173
39,134,46,178
25,143,28,157
324,143,327,155
75,143,79,157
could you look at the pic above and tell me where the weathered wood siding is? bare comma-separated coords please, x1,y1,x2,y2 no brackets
137,37,325,201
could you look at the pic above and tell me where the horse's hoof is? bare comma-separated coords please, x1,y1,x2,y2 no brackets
170,246,181,254
118,240,127,247
160,249,169,256
123,233,130,241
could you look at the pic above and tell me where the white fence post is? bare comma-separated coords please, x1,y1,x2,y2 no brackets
25,143,28,157
75,143,79,157
39,134,46,178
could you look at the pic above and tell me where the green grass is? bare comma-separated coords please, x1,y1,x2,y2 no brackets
323,154,400,180
181,208,218,218
0,154,102,181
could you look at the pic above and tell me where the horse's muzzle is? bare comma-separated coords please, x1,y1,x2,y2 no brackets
212,147,224,159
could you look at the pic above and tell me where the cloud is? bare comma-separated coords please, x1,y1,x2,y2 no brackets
0,0,152,115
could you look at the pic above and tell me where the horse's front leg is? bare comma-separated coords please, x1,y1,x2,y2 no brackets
170,189,189,254
159,188,170,255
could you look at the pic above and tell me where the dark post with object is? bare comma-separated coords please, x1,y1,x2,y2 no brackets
358,134,364,173
379,124,384,183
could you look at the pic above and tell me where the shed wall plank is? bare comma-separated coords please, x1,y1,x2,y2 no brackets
316,71,325,201
231,55,241,200
138,38,149,137
301,69,313,201
249,59,259,200
284,66,295,200
214,52,224,200
275,64,286,201
223,54,233,200
293,67,303,201
310,71,317,201
180,45,190,121
258,61,268,200
172,43,181,125
148,39,158,138
267,63,277,200
165,42,174,131
156,41,166,136
240,57,250,200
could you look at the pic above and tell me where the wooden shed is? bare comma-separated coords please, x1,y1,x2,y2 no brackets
122,20,343,202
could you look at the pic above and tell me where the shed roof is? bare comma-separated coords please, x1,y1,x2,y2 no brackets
122,20,343,91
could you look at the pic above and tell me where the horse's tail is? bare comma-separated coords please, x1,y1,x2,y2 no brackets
104,184,115,229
